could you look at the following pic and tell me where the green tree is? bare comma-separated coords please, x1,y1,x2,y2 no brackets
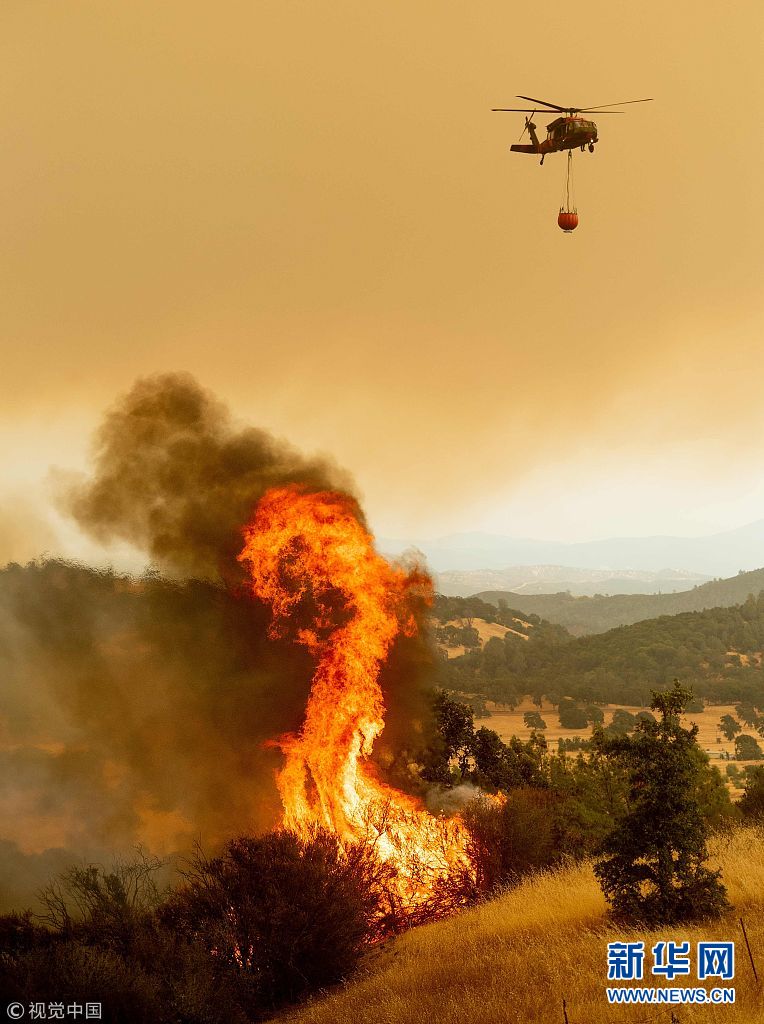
523,710,546,730
610,709,638,734
736,702,758,727
423,691,475,780
593,682,729,925
471,728,547,791
558,700,588,729
734,733,763,761
585,705,605,726
719,714,742,741
738,766,764,819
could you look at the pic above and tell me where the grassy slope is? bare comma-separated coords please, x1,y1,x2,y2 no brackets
286,827,764,1024
478,566,764,635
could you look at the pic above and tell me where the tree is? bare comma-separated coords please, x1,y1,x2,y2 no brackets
423,692,475,781
734,733,763,761
471,728,547,791
593,682,729,925
738,766,764,819
719,714,742,741
585,705,605,726
736,702,758,727
558,701,588,729
610,709,638,734
523,710,547,730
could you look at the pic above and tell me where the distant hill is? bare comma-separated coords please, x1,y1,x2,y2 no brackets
435,564,709,598
437,591,764,708
477,567,764,635
381,518,764,576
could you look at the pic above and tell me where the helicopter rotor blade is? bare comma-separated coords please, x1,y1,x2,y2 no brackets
578,98,654,111
516,94,568,111
493,108,622,114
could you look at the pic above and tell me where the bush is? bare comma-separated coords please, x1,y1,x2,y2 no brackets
37,851,165,953
0,887,249,1024
463,789,559,893
160,828,393,1012
0,941,169,1023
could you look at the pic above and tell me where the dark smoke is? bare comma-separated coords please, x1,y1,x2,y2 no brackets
61,372,356,582
0,559,316,910
1,375,437,911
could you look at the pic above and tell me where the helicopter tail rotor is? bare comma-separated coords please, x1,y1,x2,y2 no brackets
518,111,537,142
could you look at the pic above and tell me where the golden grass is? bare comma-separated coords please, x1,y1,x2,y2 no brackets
285,826,764,1024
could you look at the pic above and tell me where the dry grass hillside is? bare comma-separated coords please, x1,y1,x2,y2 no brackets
436,616,531,659
285,826,764,1024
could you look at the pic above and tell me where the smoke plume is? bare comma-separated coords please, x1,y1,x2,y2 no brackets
0,375,436,912
61,372,356,581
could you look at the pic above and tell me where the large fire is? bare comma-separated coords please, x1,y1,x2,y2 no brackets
238,485,472,909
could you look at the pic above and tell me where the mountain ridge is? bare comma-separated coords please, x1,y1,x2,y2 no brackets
476,565,764,635
435,564,710,598
381,518,764,576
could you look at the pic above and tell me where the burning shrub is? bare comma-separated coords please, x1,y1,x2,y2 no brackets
160,828,396,1013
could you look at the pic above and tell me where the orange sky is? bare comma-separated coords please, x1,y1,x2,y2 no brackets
1,0,763,564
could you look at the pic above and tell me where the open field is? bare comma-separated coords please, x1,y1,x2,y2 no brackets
285,825,764,1024
476,699,764,796
479,699,748,758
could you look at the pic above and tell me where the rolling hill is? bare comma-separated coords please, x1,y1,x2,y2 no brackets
436,591,764,707
477,566,764,635
434,564,709,598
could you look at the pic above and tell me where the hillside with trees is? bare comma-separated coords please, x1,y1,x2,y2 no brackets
435,593,764,707
477,565,764,635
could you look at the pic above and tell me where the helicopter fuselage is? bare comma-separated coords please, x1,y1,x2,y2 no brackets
511,116,598,157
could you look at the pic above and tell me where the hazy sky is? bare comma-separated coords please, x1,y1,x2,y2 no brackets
1,0,763,566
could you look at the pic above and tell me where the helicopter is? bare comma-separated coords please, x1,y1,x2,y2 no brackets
492,94,653,165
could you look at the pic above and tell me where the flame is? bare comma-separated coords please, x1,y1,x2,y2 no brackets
238,485,471,909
